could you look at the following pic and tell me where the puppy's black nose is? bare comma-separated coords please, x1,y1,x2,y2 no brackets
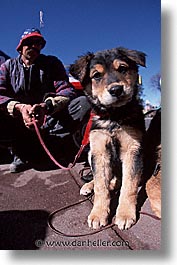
109,85,123,97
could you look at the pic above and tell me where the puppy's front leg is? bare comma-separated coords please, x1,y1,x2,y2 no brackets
115,136,143,230
88,130,112,229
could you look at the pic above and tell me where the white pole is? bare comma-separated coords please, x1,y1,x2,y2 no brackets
39,10,44,28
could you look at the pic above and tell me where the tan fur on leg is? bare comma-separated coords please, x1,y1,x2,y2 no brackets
146,172,161,218
115,128,142,230
87,130,112,229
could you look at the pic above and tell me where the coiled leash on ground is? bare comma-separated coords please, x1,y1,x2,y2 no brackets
32,115,160,238
47,194,115,238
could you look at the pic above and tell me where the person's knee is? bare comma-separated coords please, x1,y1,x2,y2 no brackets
69,96,91,121
78,95,89,105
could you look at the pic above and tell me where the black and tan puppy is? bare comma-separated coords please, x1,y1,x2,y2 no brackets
70,47,146,230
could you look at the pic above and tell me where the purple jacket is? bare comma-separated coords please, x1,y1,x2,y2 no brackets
0,54,76,111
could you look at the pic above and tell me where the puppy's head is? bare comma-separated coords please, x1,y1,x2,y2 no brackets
70,47,146,108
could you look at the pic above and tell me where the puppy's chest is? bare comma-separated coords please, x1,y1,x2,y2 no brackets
91,118,123,136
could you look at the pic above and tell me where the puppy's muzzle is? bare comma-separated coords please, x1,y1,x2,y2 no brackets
109,85,123,97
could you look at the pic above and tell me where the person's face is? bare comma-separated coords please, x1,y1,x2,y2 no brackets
21,37,43,61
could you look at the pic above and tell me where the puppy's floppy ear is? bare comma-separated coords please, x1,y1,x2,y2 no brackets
118,47,146,67
69,52,94,85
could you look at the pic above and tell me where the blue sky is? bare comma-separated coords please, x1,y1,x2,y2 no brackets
1,0,161,106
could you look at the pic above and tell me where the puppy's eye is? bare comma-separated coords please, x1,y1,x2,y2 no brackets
92,72,102,80
118,65,128,74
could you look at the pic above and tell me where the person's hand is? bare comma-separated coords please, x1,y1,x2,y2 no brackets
15,103,34,129
29,103,47,128
15,103,47,129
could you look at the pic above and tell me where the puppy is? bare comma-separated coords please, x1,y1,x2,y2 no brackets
144,109,161,218
146,144,161,218
70,47,146,230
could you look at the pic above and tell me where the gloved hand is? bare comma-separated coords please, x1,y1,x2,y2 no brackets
45,96,69,114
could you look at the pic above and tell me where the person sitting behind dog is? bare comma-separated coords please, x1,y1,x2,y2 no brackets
0,28,90,173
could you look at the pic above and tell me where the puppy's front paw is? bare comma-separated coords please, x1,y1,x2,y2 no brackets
80,181,94,196
114,209,136,230
88,209,109,229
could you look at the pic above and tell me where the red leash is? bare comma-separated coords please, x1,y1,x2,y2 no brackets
33,111,94,170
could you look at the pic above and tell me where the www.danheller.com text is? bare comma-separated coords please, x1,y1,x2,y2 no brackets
35,239,129,248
